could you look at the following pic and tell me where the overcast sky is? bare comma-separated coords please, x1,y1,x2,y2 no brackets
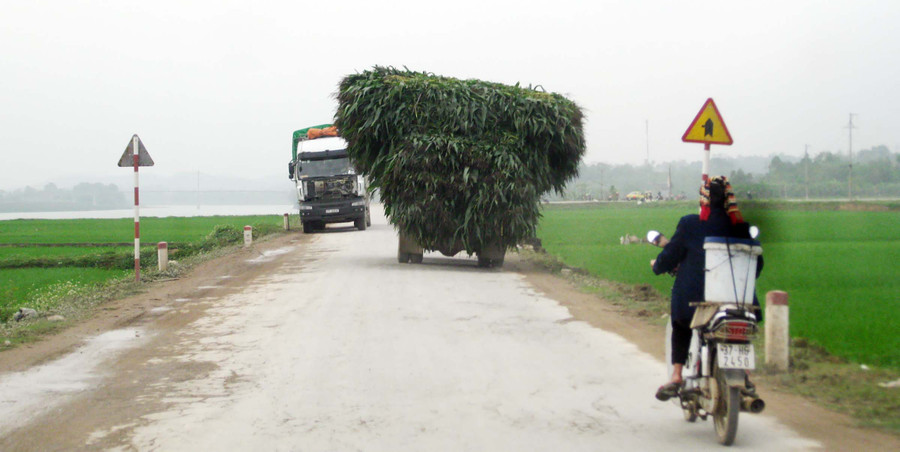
2,0,898,190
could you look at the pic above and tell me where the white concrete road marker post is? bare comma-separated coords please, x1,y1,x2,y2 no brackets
157,242,168,272
117,134,154,283
765,290,790,371
244,226,253,247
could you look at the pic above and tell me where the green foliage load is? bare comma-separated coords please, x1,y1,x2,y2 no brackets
335,67,585,252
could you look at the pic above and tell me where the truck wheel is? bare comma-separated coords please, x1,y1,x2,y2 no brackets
477,244,505,268
410,253,423,264
476,256,504,268
302,222,313,233
398,251,410,263
355,217,367,231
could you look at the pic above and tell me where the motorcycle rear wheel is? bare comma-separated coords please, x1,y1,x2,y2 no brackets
713,362,741,445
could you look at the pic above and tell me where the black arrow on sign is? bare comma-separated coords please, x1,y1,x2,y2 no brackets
703,118,714,137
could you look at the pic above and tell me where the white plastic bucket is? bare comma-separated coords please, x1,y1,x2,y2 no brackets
703,237,762,304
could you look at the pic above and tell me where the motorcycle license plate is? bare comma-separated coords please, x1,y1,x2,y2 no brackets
717,343,755,369
325,208,339,214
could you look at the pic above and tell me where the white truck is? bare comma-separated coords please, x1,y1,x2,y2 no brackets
288,125,370,233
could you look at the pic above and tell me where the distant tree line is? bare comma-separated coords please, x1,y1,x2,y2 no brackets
739,145,899,199
0,183,127,212
556,145,900,201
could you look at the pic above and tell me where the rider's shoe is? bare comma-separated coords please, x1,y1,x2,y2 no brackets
655,382,682,401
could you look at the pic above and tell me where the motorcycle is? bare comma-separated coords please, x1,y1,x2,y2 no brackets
647,228,765,446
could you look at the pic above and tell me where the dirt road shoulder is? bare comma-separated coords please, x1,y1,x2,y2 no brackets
509,253,900,452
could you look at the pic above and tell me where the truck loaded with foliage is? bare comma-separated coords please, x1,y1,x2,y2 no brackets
334,67,584,266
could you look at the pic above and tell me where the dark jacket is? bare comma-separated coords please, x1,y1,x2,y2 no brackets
652,209,763,322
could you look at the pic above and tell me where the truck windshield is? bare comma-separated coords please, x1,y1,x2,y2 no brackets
299,158,353,178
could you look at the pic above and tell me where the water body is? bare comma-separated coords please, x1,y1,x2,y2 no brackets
0,205,297,221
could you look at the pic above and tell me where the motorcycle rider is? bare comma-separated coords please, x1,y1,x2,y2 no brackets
650,176,762,401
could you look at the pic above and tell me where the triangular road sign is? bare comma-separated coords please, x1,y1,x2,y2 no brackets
117,134,155,167
682,98,733,145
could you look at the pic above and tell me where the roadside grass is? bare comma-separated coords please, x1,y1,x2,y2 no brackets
535,201,900,434
0,237,265,346
0,216,286,344
758,338,900,433
0,268,129,322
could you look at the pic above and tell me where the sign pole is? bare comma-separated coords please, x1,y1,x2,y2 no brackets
702,143,711,182
118,134,154,283
133,135,141,282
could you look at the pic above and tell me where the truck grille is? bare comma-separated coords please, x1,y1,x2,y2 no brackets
306,176,355,200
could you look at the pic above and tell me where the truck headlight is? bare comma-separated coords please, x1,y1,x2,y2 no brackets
299,205,313,211
351,200,366,207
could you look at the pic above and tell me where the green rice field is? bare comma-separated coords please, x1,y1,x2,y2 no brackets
537,202,900,369
0,216,282,244
0,215,285,322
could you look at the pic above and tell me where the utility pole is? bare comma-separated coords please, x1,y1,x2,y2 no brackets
645,119,650,165
667,164,672,199
846,114,856,200
804,144,810,200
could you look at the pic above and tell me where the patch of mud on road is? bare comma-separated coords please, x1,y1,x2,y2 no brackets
0,328,149,435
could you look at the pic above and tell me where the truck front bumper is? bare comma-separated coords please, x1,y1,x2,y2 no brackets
299,200,365,224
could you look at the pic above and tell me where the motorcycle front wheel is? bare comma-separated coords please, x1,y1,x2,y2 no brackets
712,361,741,445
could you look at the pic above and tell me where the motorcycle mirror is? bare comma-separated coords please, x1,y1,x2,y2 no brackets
646,230,661,244
749,225,759,239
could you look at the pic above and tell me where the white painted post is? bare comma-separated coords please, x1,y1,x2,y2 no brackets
283,213,290,231
702,143,711,183
765,291,790,371
243,225,252,247
157,242,168,271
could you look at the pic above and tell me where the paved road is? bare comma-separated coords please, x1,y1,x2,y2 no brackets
1,207,818,451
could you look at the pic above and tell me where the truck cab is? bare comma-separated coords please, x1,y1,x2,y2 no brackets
289,126,370,233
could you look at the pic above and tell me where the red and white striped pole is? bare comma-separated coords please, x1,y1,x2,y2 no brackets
133,135,141,282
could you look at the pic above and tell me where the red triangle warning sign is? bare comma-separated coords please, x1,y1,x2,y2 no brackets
117,134,155,167
682,98,733,146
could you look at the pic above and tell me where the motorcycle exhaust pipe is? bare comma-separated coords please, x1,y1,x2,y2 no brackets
741,395,765,413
